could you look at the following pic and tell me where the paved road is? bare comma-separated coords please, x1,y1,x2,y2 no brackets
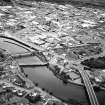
75,65,99,105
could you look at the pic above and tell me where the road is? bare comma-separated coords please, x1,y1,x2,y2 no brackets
75,65,99,105
0,35,100,105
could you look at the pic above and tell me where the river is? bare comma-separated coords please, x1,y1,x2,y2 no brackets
1,37,105,105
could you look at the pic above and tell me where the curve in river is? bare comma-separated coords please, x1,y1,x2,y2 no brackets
1,37,105,105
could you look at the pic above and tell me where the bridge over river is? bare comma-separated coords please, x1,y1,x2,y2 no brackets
0,35,105,105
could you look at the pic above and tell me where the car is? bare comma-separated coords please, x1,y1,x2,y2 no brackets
16,90,26,97
11,87,17,93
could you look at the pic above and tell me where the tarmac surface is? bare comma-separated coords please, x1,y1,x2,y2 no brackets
0,0,105,105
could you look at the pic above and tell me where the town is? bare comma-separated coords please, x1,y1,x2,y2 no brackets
0,0,105,105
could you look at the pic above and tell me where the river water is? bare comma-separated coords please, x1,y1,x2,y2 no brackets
23,66,89,105
1,38,105,105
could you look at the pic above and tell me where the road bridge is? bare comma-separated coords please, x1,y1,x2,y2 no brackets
75,65,99,105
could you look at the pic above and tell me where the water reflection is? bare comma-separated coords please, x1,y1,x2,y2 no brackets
23,66,89,105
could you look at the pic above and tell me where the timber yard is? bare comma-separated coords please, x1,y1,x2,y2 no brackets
0,0,105,105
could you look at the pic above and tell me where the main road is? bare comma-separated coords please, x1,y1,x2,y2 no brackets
74,64,99,105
